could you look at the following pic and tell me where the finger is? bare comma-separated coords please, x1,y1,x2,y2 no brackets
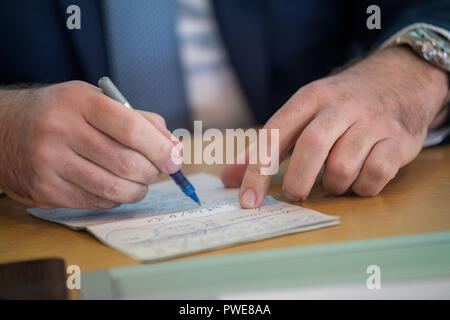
54,178,120,209
138,110,184,156
351,138,402,196
2,190,37,208
264,83,327,153
222,144,257,188
136,111,167,134
60,151,149,204
323,123,380,195
238,85,325,208
32,175,120,210
222,147,290,188
283,107,355,201
237,136,273,208
69,122,161,185
81,94,182,174
239,162,271,209
222,163,247,188
237,130,294,208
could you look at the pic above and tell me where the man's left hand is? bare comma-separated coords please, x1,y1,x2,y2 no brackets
222,46,449,208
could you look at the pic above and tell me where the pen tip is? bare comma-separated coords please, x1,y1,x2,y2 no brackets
197,201,202,206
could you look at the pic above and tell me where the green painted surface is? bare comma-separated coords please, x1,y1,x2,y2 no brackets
81,231,450,299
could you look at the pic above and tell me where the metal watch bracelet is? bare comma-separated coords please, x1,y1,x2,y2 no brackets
394,28,450,73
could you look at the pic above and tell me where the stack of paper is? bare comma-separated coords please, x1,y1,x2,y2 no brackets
28,174,339,262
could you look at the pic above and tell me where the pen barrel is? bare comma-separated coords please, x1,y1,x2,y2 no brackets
169,170,192,191
97,76,199,205
98,76,132,108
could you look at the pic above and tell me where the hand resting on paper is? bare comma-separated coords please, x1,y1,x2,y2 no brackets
222,46,449,208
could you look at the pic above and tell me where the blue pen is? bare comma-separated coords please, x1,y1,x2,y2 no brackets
98,76,201,206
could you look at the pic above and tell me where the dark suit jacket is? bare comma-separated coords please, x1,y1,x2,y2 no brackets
0,0,449,131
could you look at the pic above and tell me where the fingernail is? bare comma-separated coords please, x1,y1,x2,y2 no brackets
241,188,256,208
165,156,182,173
170,133,180,143
283,189,301,202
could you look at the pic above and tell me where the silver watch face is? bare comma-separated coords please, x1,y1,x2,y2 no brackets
423,46,439,61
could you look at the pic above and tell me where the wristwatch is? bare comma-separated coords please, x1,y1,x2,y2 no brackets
393,27,450,73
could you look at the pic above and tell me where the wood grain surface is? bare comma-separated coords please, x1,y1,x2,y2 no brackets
1,146,449,273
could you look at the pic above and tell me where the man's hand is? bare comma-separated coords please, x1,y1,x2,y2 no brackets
222,46,449,208
0,81,182,209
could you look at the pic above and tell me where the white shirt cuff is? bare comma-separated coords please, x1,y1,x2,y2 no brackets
424,125,450,147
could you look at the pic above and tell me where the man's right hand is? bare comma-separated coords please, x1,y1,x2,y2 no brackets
0,81,182,209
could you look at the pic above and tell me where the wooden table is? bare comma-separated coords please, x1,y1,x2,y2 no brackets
1,146,450,274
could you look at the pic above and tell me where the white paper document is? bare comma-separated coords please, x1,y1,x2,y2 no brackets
28,174,340,261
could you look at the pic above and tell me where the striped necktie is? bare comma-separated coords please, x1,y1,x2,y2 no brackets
102,0,190,130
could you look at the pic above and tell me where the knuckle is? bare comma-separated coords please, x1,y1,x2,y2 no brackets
53,81,89,104
87,134,106,154
153,140,171,164
301,130,326,152
299,81,323,99
65,80,89,89
366,161,394,182
352,184,379,197
51,83,72,101
85,90,106,110
61,160,77,177
34,111,62,136
326,160,356,180
282,180,308,201
144,167,161,185
376,118,408,141
264,119,281,132
117,152,140,177
128,185,148,203
334,87,354,103
151,113,166,128
103,180,125,201
85,196,119,210
322,176,347,195
31,144,52,166
31,178,54,201
286,81,324,113
324,184,346,196
122,119,141,145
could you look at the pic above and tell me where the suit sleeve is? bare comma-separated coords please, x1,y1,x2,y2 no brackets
376,0,450,44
